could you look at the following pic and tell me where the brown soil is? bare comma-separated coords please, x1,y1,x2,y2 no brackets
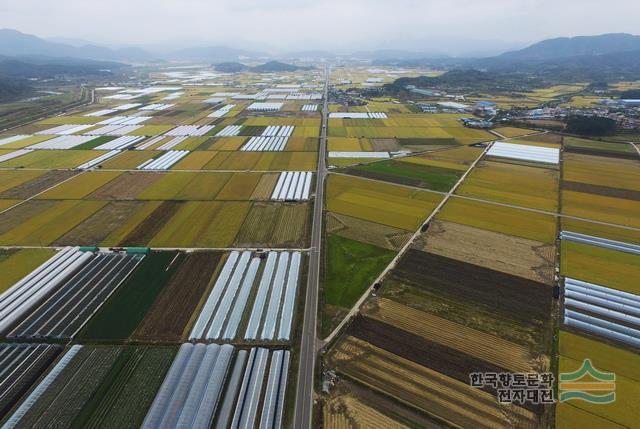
390,249,553,328
119,201,181,246
54,201,145,246
0,170,79,199
369,139,401,151
562,180,640,201
415,220,555,284
131,251,222,341
564,145,638,160
349,315,544,415
88,171,164,200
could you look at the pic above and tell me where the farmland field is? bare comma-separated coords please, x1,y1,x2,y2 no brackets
560,240,640,294
326,212,411,251
416,219,555,284
341,159,462,192
0,248,55,292
326,174,442,230
438,198,557,243
132,252,222,341
330,336,538,429
78,252,183,341
457,160,559,211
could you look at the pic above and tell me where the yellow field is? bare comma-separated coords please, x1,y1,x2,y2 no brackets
324,395,408,429
561,241,640,294
37,171,122,200
0,248,56,293
0,200,106,245
493,127,536,138
149,201,250,247
563,153,640,191
562,191,640,228
0,170,46,193
99,201,161,246
0,150,106,169
99,151,156,169
556,403,625,429
172,151,217,170
558,355,639,428
439,198,557,243
129,125,173,136
326,174,442,230
457,161,559,211
0,200,18,211
331,336,537,429
561,217,640,245
215,173,262,200
0,135,54,149
366,299,534,372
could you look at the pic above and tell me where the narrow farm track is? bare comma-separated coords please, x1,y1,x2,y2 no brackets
294,65,330,429
323,141,492,344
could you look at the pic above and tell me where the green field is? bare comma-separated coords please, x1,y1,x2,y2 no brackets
344,160,462,192
78,252,183,341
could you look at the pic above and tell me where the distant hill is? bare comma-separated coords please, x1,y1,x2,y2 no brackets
0,56,127,78
0,76,32,102
214,61,313,74
496,33,640,62
171,45,265,61
213,62,249,73
252,61,312,72
0,29,153,62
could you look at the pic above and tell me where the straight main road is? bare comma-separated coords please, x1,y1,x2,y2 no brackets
293,65,330,429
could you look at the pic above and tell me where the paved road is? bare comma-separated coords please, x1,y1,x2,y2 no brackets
293,65,330,429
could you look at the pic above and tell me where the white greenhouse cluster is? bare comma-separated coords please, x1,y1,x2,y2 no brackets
190,251,301,342
36,124,95,135
216,125,243,137
3,345,82,429
94,135,145,150
564,277,640,349
0,134,30,146
96,116,151,126
76,150,122,170
271,172,313,201
0,247,144,338
487,142,560,164
157,136,188,151
560,230,640,255
0,149,32,163
164,125,215,137
140,103,175,111
208,104,235,118
142,344,289,429
84,109,118,117
137,150,189,170
134,135,165,150
86,124,143,136
301,104,318,112
240,126,294,152
329,112,388,119
246,102,284,112
29,135,96,150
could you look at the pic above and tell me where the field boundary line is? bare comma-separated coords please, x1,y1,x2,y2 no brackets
322,142,493,344
0,170,89,216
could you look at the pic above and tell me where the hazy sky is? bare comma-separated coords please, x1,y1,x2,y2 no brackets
1,0,639,54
